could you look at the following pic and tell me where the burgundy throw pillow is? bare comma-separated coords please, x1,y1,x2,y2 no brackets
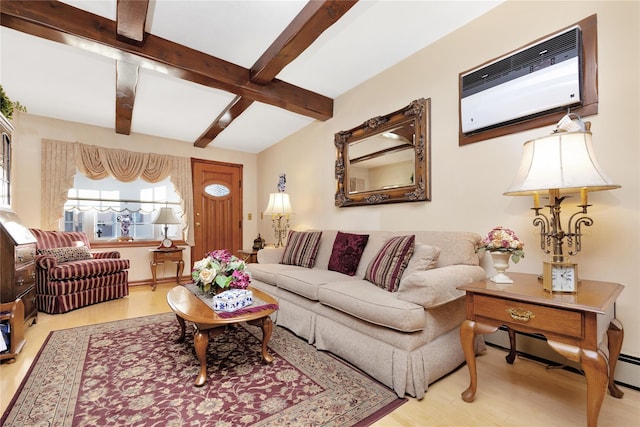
328,232,369,276
365,235,415,292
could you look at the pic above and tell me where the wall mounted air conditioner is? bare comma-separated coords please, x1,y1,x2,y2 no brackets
460,26,582,134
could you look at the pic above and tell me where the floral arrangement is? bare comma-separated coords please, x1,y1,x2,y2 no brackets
477,226,525,263
191,249,251,294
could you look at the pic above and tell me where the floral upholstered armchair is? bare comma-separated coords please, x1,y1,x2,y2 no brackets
29,229,130,314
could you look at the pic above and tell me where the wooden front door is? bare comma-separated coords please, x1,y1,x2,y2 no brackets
191,159,243,264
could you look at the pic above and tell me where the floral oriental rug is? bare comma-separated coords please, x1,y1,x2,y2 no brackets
1,313,405,426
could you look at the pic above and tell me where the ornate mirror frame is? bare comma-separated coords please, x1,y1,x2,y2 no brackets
335,98,430,207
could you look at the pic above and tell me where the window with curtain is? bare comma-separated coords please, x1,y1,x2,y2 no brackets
42,139,195,245
63,173,183,242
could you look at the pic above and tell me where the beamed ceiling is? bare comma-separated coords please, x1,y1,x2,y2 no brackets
1,0,503,153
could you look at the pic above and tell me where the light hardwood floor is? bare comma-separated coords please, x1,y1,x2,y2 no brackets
1,283,638,426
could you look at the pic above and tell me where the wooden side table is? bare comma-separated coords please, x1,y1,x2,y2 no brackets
458,273,624,427
150,248,185,291
237,249,258,264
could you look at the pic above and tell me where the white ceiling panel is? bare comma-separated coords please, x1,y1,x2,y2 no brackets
132,68,237,142
1,28,115,129
211,102,314,153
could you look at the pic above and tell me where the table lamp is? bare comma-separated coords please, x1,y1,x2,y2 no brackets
263,192,293,247
504,114,620,291
154,206,181,249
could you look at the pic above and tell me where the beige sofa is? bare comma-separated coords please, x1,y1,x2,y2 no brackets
246,230,487,399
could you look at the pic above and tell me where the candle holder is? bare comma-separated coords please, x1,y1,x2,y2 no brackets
531,189,593,261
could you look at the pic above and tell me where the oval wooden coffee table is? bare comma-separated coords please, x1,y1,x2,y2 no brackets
166,285,278,386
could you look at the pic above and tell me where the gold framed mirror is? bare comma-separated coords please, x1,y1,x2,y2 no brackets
335,98,430,207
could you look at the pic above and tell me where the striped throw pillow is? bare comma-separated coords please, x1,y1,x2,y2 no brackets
365,235,415,292
281,231,323,268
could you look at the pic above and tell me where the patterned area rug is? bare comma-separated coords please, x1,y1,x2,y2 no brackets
1,313,405,426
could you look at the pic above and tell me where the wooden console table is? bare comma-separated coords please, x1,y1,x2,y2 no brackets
149,248,185,291
458,273,624,427
237,249,258,264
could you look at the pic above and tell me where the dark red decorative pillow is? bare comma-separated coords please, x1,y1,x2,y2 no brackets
328,232,369,276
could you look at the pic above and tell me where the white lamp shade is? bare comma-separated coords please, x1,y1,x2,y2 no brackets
504,131,620,196
264,193,293,215
153,207,181,224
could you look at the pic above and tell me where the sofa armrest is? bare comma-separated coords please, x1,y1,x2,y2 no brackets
92,251,121,259
396,265,486,309
257,247,285,264
35,254,58,270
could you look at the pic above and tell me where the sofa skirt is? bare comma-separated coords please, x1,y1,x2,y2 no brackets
314,314,484,399
36,280,129,314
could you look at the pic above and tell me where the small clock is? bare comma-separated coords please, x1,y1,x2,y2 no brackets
158,238,175,249
543,261,578,293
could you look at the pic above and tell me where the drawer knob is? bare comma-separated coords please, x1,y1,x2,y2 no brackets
506,307,535,322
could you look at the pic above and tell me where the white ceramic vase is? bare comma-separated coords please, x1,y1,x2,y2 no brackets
490,251,514,284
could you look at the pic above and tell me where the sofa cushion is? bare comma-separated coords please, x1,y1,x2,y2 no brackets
328,231,369,276
48,258,130,280
406,231,482,268
281,231,323,268
365,235,415,292
246,262,292,285
318,280,425,332
45,270,129,295
40,246,93,263
278,268,358,301
402,243,440,278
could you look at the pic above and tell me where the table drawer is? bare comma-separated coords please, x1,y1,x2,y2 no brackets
155,251,181,262
15,263,36,291
474,295,583,339
15,244,37,267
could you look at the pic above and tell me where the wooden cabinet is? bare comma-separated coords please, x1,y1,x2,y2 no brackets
0,209,38,330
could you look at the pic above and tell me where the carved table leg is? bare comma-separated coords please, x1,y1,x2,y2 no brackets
460,320,499,403
150,260,158,291
176,260,185,285
506,327,517,364
548,340,609,427
193,325,209,387
581,349,609,427
607,319,625,398
248,316,274,363
191,325,225,387
175,314,186,343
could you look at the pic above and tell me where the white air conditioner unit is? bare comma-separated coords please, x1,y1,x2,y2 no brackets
460,26,582,134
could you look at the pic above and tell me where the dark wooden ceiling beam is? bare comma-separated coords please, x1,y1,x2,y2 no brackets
0,0,333,121
116,0,148,42
251,0,358,84
115,60,138,135
194,96,255,148
114,1,148,135
195,0,357,148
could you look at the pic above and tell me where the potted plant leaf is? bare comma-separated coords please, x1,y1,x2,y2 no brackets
0,84,27,119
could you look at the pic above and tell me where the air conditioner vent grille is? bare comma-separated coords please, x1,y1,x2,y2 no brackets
462,27,580,96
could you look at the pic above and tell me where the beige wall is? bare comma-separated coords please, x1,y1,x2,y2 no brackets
257,1,639,384
10,113,259,282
